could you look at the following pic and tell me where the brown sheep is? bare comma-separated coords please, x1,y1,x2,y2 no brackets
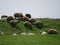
1,15,8,20
23,16,29,21
34,21,43,29
14,13,23,19
7,16,14,21
48,29,58,34
24,21,32,30
29,18,36,23
25,14,31,18
10,20,19,27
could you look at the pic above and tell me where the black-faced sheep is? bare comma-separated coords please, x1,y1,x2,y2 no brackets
23,16,29,21
7,16,14,21
10,20,19,27
48,29,58,34
24,21,32,30
29,18,36,23
25,14,31,18
1,15,8,20
34,21,43,29
14,13,23,19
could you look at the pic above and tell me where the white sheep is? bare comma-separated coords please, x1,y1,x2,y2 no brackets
1,32,4,35
41,31,47,35
13,33,17,36
21,32,27,35
28,33,35,35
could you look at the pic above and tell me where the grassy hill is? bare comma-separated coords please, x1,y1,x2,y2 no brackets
0,18,60,45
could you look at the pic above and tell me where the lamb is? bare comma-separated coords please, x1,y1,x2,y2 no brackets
1,15,8,20
25,14,31,18
7,16,14,21
40,31,47,35
48,29,58,34
21,32,27,35
34,21,43,29
24,21,32,30
28,33,35,35
0,31,4,35
14,13,23,19
13,33,17,36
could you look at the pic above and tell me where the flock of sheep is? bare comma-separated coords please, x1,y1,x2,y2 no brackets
0,13,58,35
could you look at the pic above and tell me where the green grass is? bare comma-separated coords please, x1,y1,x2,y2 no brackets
0,18,60,45
0,35,60,45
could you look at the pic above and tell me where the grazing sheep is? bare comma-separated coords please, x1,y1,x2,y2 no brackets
1,15,8,20
10,20,19,27
25,14,31,18
24,21,32,30
14,13,23,19
29,18,36,23
23,16,29,21
21,32,27,35
7,16,14,21
48,29,58,34
28,33,35,35
13,33,17,36
34,21,43,29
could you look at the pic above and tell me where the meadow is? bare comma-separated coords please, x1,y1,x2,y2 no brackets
0,18,60,45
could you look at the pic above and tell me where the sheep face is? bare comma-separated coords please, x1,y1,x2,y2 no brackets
25,14,31,18
14,13,23,19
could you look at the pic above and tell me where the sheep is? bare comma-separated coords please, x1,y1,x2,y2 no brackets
28,33,35,35
0,31,4,35
24,21,32,30
29,18,36,23
34,21,43,29
21,32,27,35
23,16,29,21
48,29,58,34
13,33,17,36
10,20,19,27
25,14,31,18
1,15,8,20
40,31,47,35
14,13,23,19
7,16,14,21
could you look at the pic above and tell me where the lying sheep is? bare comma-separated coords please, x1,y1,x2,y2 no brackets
1,15,8,20
13,33,17,36
24,21,32,30
29,18,36,23
48,29,58,34
34,21,43,29
14,13,23,19
0,31,4,35
25,14,31,18
28,33,35,35
10,20,19,27
21,32,27,35
7,16,14,21
40,31,47,35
